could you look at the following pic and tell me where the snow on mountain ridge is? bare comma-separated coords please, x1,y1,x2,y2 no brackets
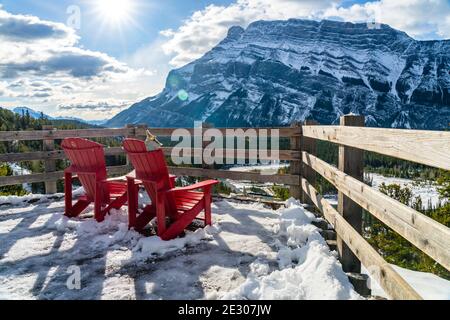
107,19,450,129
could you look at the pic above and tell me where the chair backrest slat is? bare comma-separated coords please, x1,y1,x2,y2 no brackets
62,138,108,200
123,139,176,215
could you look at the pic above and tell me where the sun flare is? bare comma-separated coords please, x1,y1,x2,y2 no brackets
95,0,135,26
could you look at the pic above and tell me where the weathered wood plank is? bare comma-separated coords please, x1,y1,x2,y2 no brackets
302,152,450,270
0,147,126,162
0,165,132,187
162,148,298,161
302,126,450,170
301,120,317,204
42,125,57,194
301,178,422,300
0,165,298,187
337,115,364,273
0,128,133,142
0,147,297,162
143,127,299,137
168,167,299,185
289,122,302,199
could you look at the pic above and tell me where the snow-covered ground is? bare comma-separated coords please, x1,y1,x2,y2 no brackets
0,191,361,300
7,163,32,192
226,166,444,210
225,163,289,197
228,163,288,175
364,265,450,300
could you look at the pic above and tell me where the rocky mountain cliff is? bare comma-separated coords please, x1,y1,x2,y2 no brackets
107,19,450,129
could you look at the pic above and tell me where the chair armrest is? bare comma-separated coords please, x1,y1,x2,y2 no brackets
126,175,143,185
126,176,163,192
105,176,128,183
166,180,218,193
64,166,97,176
169,174,177,188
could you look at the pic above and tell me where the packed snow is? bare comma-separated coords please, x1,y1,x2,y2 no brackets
222,199,360,300
364,265,450,300
0,190,362,300
7,163,32,192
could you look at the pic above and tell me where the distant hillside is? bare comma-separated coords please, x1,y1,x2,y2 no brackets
11,106,107,127
0,107,97,133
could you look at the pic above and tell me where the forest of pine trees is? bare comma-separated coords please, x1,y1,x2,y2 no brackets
0,107,125,194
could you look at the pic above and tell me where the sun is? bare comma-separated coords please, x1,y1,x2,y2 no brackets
95,0,135,26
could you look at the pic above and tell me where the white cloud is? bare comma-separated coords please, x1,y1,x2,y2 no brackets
322,0,450,39
161,0,339,67
56,100,131,119
0,7,156,120
161,0,450,68
2,1,449,119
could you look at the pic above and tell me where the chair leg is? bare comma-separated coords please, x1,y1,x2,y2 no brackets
70,200,90,217
64,172,90,217
135,204,156,231
204,189,212,226
156,196,166,237
204,187,212,226
94,182,104,222
64,171,73,217
127,179,138,229
109,192,128,211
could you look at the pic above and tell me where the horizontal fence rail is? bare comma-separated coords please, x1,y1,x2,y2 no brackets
0,165,132,187
143,127,300,137
0,125,299,190
301,179,422,300
168,167,298,185
302,125,450,170
302,151,450,271
0,126,299,142
0,147,299,163
299,115,450,300
0,128,134,142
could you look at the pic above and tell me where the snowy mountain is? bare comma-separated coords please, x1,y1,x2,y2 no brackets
12,107,107,126
108,19,449,129
13,107,49,119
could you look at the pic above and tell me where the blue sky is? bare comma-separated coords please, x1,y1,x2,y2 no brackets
0,0,448,120
0,0,236,58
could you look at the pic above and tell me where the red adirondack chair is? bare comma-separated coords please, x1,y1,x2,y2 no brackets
62,138,128,222
123,139,218,240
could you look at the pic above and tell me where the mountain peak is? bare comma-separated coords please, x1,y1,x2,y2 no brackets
227,26,245,40
107,19,450,130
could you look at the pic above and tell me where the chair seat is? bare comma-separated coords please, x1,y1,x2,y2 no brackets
174,191,204,215
107,181,128,198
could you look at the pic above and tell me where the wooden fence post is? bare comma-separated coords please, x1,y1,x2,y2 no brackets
135,124,148,141
43,125,57,194
289,122,302,200
125,124,136,167
337,115,365,273
301,120,317,205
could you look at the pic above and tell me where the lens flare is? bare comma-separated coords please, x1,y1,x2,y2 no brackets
177,90,189,101
94,0,135,27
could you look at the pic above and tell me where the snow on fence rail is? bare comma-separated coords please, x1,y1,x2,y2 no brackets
0,118,449,300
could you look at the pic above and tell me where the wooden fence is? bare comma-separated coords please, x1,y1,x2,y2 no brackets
0,124,300,192
0,118,449,300
300,115,450,300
